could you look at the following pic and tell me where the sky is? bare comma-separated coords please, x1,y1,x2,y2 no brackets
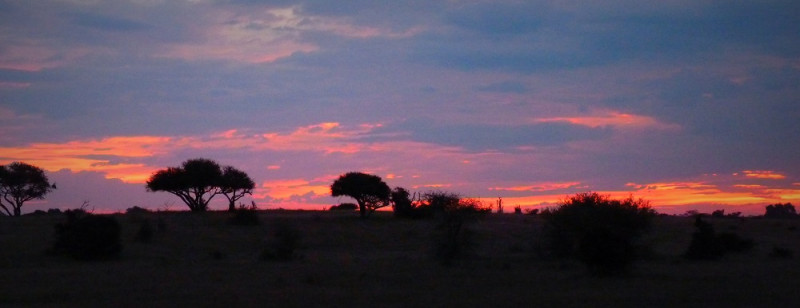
1,0,799,215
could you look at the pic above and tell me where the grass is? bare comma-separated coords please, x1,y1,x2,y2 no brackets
1,211,800,307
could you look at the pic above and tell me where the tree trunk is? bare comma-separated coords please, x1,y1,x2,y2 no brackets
228,200,236,212
358,201,367,219
14,207,21,217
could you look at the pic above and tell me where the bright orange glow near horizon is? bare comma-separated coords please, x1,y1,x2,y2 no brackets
0,128,796,215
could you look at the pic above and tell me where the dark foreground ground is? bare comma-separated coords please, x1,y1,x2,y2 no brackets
1,210,799,307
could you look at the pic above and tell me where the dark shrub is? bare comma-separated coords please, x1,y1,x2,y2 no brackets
229,205,260,226
134,219,154,243
716,232,754,252
514,206,522,215
391,187,415,218
685,216,723,260
126,206,150,215
434,212,472,266
711,209,725,218
261,223,301,261
329,203,358,211
685,216,754,260
541,192,655,275
52,214,122,261
769,246,793,259
427,194,489,265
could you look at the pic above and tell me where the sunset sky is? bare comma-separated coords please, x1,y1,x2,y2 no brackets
1,0,798,215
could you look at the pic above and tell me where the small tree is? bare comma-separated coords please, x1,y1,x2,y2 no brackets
146,158,223,212
764,203,797,218
220,166,255,212
330,172,391,219
0,162,56,216
391,187,415,218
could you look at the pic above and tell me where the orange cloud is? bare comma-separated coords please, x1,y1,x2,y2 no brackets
534,111,680,130
742,170,786,179
0,122,385,183
256,178,330,200
0,136,173,183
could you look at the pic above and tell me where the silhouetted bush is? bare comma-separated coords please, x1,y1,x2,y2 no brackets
541,192,655,275
514,205,522,215
711,209,725,218
769,246,793,259
685,216,754,260
134,219,154,243
51,214,122,261
261,223,301,261
425,194,489,265
391,187,415,218
229,205,260,226
764,203,797,218
125,206,151,215
716,232,754,252
329,203,358,211
434,211,473,266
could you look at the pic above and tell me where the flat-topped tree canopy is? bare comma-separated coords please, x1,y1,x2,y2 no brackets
331,172,391,219
146,158,225,212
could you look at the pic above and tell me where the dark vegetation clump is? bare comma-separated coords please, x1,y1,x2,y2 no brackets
391,187,415,218
126,206,151,214
434,210,474,266
769,246,793,259
261,222,301,261
134,219,154,243
50,212,122,261
764,203,797,218
228,204,260,226
329,203,358,211
541,192,655,276
425,192,490,265
685,216,754,260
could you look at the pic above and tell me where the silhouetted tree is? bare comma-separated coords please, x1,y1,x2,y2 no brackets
541,192,655,275
330,172,390,219
764,203,797,218
220,166,255,212
146,158,223,212
0,162,56,216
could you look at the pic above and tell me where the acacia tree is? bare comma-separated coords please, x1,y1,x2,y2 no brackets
146,158,224,212
330,172,390,219
0,162,56,216
220,166,255,212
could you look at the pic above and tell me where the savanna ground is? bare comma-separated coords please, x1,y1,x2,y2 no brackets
1,210,799,307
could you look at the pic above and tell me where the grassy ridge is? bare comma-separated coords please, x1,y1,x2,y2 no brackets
1,211,800,307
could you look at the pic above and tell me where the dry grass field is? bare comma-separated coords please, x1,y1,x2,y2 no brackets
1,210,800,307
